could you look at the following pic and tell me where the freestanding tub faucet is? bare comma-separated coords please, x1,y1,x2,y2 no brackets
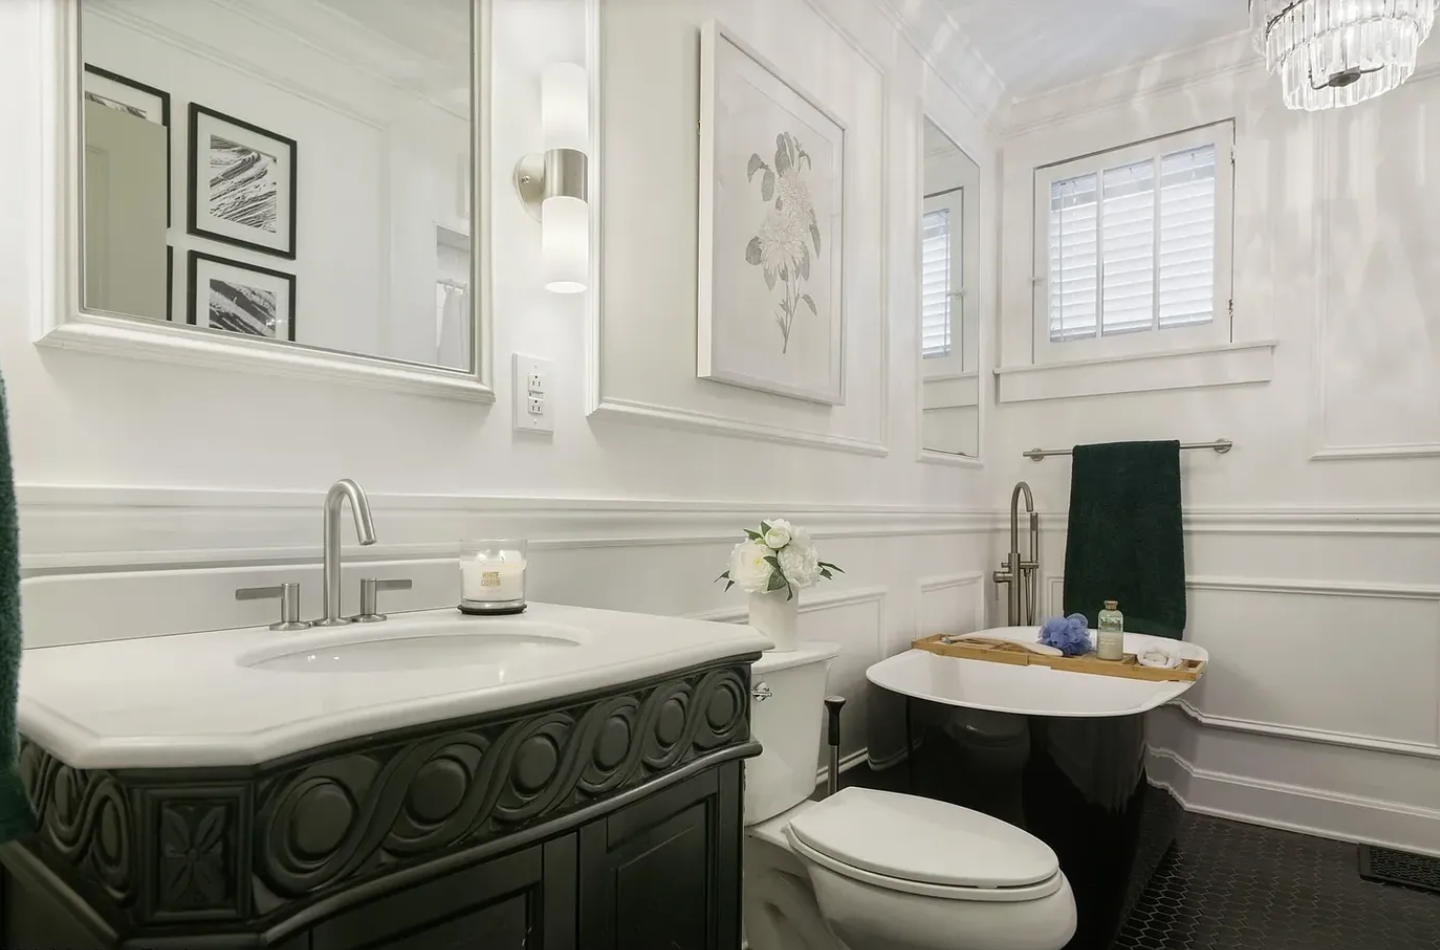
993,481,1039,626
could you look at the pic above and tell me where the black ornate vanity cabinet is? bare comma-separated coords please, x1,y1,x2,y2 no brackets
0,656,759,949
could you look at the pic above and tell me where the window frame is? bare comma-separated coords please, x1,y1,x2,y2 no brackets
1031,121,1235,365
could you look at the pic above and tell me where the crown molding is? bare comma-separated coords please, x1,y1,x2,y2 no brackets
871,0,1008,134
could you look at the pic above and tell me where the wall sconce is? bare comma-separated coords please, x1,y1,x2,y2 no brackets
514,63,589,294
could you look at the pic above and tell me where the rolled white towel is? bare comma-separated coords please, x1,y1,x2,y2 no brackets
1136,644,1182,669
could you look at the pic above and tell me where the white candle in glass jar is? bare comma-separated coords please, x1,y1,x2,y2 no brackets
461,550,526,604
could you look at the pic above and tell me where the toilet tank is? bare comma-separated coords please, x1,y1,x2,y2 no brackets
745,641,842,825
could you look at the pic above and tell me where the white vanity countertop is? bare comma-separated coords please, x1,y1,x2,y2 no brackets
19,603,772,770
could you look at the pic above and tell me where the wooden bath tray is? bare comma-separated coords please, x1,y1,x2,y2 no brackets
912,634,1206,683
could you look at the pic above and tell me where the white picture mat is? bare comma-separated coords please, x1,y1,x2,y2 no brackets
192,109,294,253
83,70,164,124
698,20,846,405
191,255,294,341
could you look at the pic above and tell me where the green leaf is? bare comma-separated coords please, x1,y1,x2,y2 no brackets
818,562,845,574
747,153,766,181
745,237,762,267
744,529,763,541
716,570,730,581
775,133,791,175
786,584,795,601
809,222,821,254
819,568,833,580
763,555,782,570
761,169,775,202
764,268,777,291
801,293,817,315
724,581,735,592
767,572,787,592
760,521,773,534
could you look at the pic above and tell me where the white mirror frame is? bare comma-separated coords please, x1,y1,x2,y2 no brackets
916,101,985,468
35,0,494,402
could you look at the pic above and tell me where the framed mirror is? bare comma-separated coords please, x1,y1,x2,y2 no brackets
39,0,491,401
919,115,980,462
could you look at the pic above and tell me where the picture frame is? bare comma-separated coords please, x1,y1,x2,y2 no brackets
187,251,296,342
188,104,297,259
82,64,171,225
697,20,847,406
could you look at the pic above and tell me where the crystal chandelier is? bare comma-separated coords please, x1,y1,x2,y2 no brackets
1250,0,1437,110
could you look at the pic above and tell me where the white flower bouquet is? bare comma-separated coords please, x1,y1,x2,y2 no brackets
717,519,843,601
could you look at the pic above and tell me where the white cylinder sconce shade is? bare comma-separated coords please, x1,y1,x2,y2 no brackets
542,195,588,294
542,63,588,151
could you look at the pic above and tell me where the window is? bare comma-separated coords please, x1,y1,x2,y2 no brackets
922,188,964,361
1035,122,1233,361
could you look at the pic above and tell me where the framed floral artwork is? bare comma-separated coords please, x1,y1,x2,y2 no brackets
697,20,846,405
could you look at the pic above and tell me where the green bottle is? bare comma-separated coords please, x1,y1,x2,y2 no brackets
1097,600,1124,660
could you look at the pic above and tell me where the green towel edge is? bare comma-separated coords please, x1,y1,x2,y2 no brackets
0,762,34,842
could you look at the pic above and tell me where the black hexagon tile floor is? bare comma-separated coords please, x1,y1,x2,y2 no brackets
1115,814,1440,950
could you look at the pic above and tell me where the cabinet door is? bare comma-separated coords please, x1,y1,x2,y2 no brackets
579,763,743,950
311,836,576,950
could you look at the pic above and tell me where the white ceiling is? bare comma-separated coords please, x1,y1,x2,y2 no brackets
938,0,1249,97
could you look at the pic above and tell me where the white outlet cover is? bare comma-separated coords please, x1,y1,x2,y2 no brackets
513,353,554,435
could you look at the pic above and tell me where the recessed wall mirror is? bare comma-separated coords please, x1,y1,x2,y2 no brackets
77,0,480,374
920,115,980,460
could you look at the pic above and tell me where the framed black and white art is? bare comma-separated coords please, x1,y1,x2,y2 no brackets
187,251,296,341
188,104,297,259
83,65,171,224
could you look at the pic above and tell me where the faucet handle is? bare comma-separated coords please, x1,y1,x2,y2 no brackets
354,578,412,623
236,583,311,631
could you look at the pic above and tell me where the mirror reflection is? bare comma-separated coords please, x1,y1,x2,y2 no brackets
80,0,476,371
920,116,980,459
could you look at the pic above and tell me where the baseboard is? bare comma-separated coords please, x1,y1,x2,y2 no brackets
1147,746,1440,858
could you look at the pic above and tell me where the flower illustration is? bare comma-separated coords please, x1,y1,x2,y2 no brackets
744,132,821,353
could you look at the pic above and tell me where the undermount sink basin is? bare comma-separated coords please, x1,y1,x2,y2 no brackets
241,620,588,673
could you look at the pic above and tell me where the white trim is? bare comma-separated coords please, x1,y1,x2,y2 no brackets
1171,699,1440,763
1043,570,1440,757
870,0,1007,135
37,0,495,403
586,0,890,458
16,486,993,573
1309,80,1440,462
588,397,889,457
1032,122,1235,364
915,101,984,469
996,339,1275,403
1147,746,1440,859
916,572,986,636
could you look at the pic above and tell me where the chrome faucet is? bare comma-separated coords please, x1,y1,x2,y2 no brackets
316,479,377,627
993,481,1040,626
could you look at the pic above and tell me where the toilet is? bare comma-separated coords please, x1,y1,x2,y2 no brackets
743,642,1077,950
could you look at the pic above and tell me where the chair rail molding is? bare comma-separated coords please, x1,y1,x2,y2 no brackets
35,0,495,403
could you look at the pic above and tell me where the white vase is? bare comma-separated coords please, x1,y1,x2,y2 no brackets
749,589,799,652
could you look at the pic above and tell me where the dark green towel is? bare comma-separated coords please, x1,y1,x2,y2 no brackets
1062,440,1186,640
0,375,35,841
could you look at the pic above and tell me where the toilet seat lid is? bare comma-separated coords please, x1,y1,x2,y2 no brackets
785,788,1059,890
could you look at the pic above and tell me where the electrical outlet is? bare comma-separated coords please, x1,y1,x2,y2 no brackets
512,354,555,435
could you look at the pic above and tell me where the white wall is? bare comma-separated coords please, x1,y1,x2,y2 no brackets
1,0,998,772
83,0,469,361
989,34,1440,854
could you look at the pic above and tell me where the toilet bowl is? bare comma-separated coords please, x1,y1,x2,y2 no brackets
744,642,1076,950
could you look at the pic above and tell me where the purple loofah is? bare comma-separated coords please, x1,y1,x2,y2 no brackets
1038,613,1094,656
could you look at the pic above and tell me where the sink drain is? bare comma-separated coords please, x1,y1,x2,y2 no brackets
1359,844,1440,895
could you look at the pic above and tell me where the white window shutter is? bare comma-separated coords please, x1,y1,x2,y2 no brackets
1158,144,1217,330
921,208,952,358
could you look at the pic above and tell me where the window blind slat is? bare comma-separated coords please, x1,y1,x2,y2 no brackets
922,207,953,358
1048,140,1219,344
